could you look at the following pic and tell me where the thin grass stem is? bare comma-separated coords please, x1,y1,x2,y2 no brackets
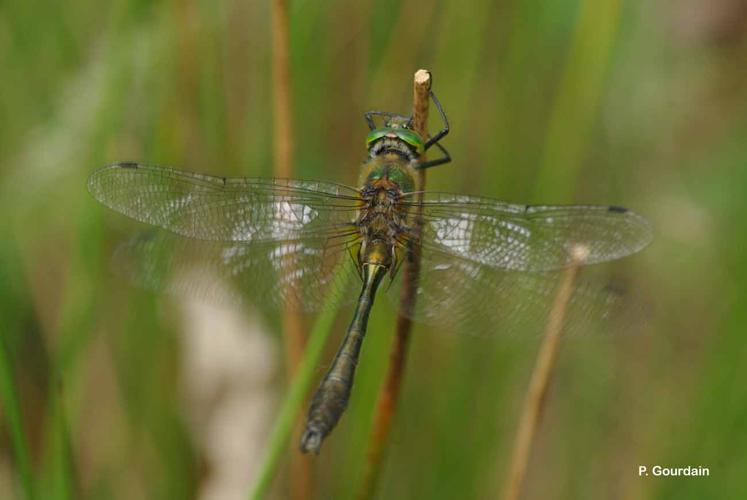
271,0,313,497
48,381,74,500
502,246,588,500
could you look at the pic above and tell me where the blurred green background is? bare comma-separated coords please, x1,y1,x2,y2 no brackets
1,0,746,498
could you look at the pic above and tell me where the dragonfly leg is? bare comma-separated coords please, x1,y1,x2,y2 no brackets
384,252,405,293
423,90,450,151
417,140,451,169
347,242,364,281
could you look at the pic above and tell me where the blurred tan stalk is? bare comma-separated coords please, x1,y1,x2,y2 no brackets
271,0,313,498
357,69,432,500
502,246,589,500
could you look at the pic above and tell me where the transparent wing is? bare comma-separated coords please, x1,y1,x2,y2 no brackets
387,248,640,337
87,163,363,242
113,229,362,312
404,193,653,272
387,192,651,335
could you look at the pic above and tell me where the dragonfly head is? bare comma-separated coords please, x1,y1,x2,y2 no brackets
366,118,424,157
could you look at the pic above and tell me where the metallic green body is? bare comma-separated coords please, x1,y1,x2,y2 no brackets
359,154,417,194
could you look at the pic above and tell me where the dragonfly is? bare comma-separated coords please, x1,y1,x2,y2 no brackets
87,91,652,454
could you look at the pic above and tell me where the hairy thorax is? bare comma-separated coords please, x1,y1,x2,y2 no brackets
355,155,417,271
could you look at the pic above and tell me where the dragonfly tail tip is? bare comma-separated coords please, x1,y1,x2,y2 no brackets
299,430,323,455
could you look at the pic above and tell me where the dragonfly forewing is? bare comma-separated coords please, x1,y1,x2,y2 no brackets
402,193,653,272
88,163,363,243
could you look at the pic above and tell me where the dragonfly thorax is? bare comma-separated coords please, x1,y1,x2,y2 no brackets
359,155,416,193
358,179,407,240
354,167,415,276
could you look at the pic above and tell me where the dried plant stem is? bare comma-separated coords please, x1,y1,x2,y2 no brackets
357,69,432,500
271,0,312,498
271,0,292,179
502,247,588,500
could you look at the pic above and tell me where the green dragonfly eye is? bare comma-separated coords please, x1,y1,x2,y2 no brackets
366,127,424,152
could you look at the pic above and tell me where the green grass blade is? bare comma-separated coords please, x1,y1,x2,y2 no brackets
534,0,623,200
248,263,352,500
48,381,74,500
0,335,35,500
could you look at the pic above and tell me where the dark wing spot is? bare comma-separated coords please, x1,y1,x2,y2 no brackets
119,162,139,169
608,205,628,213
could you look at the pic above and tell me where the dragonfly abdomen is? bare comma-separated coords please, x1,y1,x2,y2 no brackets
300,261,388,454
